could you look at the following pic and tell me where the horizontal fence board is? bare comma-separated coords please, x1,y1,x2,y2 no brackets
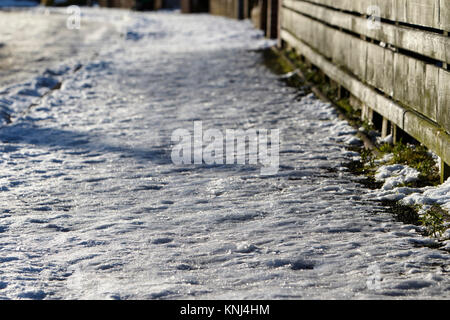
280,29,406,125
282,0,450,64
282,6,443,127
281,28,450,166
301,0,447,31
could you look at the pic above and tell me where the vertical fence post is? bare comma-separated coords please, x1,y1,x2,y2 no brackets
261,0,268,36
361,105,373,124
441,160,450,183
243,0,249,18
381,117,389,138
277,0,282,46
266,0,278,39
392,124,398,144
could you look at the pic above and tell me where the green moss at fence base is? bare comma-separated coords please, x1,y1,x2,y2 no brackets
378,142,441,187
262,46,450,241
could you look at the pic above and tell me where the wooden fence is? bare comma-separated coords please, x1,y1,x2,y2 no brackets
97,0,163,9
209,0,279,38
280,0,450,181
209,0,243,19
181,0,209,13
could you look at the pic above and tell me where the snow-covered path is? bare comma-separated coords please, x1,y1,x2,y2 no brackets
0,9,448,299
0,8,118,89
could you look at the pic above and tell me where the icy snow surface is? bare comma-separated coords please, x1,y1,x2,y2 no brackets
0,8,118,90
0,9,449,299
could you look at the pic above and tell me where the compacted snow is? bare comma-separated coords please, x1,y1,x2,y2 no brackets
0,8,449,299
0,7,118,90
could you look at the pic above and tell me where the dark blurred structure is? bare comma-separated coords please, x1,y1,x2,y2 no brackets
164,0,179,9
180,0,208,13
98,0,181,10
98,0,161,10
41,0,90,6
4,0,40,5
250,0,277,38
207,0,278,39
40,0,179,10
209,0,242,19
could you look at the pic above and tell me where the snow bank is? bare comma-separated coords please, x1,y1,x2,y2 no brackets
402,179,450,212
371,162,450,213
0,64,79,126
375,164,420,191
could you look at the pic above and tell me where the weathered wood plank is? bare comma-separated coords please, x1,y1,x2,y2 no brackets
382,117,390,138
382,46,395,97
349,36,367,80
210,0,241,19
438,69,450,134
282,0,450,63
281,28,450,170
424,64,439,124
294,0,446,30
280,28,406,125
442,0,450,31
399,0,440,29
282,6,442,126
393,53,408,106
365,42,394,97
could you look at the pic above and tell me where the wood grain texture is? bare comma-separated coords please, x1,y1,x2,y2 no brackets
282,6,444,129
281,28,450,167
282,0,450,63
299,0,447,30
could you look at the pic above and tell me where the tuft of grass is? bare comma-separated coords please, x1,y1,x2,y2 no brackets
262,49,294,75
262,49,307,89
420,205,448,238
377,141,440,187
271,48,448,241
343,147,383,189
335,98,353,116
361,120,375,133
380,200,421,226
